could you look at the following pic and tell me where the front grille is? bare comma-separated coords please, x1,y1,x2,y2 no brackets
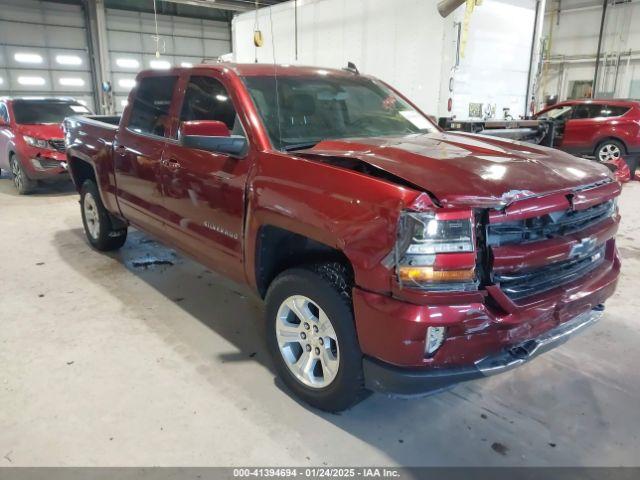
494,245,606,300
39,158,63,169
48,139,65,153
488,199,615,246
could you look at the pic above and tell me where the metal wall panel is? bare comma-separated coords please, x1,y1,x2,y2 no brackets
0,0,95,110
106,8,231,113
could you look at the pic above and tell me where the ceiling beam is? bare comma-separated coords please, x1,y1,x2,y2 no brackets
162,0,282,13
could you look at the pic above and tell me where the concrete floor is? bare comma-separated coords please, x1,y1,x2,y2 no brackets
0,173,639,467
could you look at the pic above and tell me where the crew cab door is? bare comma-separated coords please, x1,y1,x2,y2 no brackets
562,103,602,154
113,74,179,236
159,72,252,282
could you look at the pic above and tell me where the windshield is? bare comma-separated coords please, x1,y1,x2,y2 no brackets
242,74,436,150
536,105,572,120
13,100,90,124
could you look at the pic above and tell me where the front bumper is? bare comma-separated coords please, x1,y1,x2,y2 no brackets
364,307,603,395
17,145,69,180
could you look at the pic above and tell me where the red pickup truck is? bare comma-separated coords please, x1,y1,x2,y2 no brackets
64,64,621,412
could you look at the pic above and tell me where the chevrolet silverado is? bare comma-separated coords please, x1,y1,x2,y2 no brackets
63,64,621,412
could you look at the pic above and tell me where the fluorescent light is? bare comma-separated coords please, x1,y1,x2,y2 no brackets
118,78,136,89
0,78,3,85
121,99,128,107
56,54,82,66
180,62,193,68
149,60,171,70
14,52,43,64
116,58,139,69
18,76,46,86
216,94,228,102
77,99,88,106
59,77,85,87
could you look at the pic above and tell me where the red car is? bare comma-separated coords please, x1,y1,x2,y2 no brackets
0,97,91,194
535,99,640,170
65,65,620,411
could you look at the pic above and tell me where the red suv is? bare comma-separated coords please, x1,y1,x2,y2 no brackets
0,97,91,194
535,99,640,170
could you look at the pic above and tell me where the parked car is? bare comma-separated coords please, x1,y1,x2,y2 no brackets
534,99,640,174
64,64,621,412
0,97,91,194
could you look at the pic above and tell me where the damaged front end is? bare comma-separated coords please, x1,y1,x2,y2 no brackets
353,178,621,393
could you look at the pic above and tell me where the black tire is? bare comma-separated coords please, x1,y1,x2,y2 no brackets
80,179,127,251
9,154,36,195
595,139,626,163
265,263,366,412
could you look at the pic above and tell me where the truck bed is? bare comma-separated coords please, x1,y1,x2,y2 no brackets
64,114,121,212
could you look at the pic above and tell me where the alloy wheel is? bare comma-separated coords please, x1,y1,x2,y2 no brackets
275,295,340,388
83,192,101,240
10,159,22,191
599,143,621,162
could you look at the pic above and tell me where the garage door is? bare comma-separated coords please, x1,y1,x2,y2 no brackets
0,0,95,110
106,9,231,113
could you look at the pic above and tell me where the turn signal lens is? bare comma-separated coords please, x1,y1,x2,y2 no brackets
398,266,475,283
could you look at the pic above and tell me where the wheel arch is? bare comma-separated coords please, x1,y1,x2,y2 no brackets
593,136,628,155
254,224,354,299
67,155,97,192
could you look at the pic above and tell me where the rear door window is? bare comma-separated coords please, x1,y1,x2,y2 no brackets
178,75,245,137
571,104,602,119
127,76,178,137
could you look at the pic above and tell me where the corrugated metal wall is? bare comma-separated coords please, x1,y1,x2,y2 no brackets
106,9,231,112
0,0,95,109
0,0,233,114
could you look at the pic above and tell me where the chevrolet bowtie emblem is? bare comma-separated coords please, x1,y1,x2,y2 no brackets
570,236,597,257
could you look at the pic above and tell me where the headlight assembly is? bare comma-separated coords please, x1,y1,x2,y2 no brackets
23,135,50,149
395,210,478,291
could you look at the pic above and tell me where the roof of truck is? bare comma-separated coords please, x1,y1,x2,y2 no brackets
139,62,363,79
1,96,80,103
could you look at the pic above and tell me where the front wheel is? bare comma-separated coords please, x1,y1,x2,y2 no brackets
80,179,127,251
9,155,36,195
265,263,366,412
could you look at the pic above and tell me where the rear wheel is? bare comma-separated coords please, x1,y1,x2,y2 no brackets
595,139,626,163
265,263,366,412
80,179,127,251
9,154,36,195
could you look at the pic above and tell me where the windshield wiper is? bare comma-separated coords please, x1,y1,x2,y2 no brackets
282,141,321,152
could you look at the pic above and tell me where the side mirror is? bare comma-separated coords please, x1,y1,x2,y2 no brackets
180,120,247,157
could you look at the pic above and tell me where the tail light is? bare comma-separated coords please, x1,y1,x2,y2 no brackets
395,209,477,291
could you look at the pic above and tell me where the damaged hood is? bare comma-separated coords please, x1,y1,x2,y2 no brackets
299,132,613,207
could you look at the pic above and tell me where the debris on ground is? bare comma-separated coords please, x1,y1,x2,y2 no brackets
491,442,509,456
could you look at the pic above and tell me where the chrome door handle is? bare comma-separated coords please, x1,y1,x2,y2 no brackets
165,158,181,170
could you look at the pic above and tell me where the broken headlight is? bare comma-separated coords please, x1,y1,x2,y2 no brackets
395,210,477,291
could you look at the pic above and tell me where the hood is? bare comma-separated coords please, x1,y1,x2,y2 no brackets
17,123,64,140
299,132,614,208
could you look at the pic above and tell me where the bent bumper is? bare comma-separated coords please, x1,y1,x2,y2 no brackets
363,307,603,395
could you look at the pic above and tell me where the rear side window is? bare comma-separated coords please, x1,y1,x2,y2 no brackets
600,106,630,117
128,76,178,137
